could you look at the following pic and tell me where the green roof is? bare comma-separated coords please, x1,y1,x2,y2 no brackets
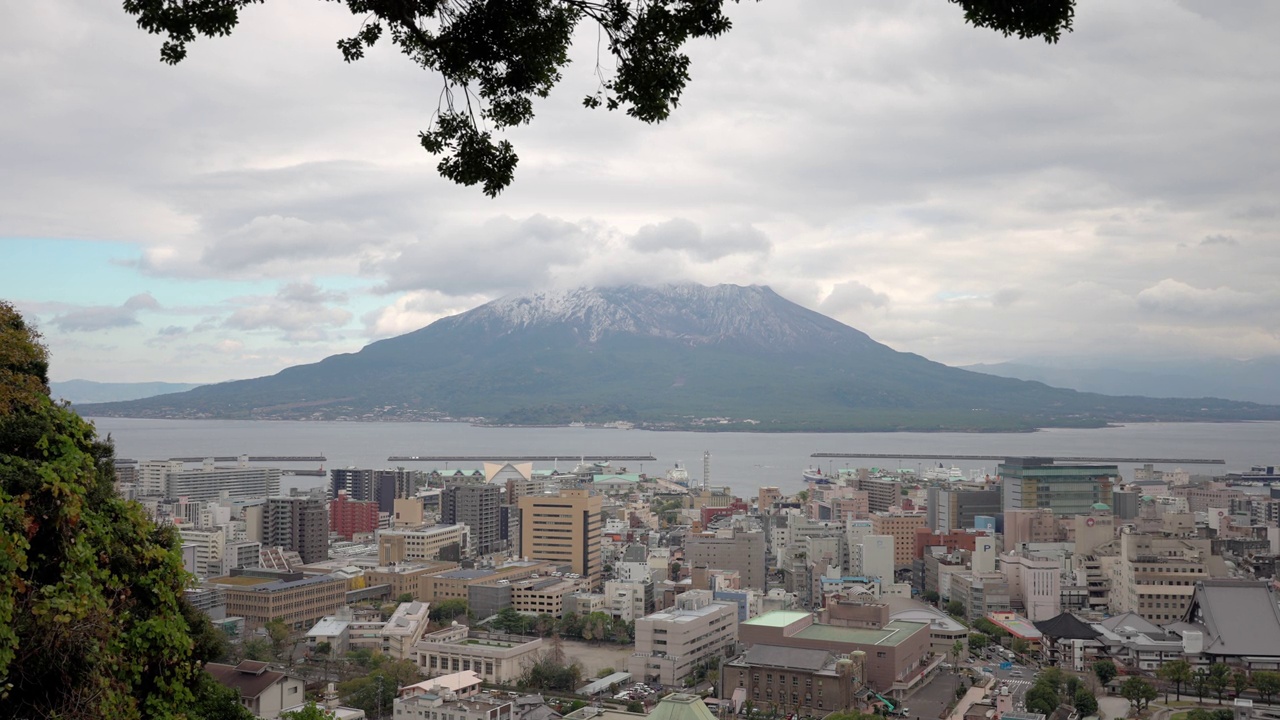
743,611,811,628
649,694,718,720
792,620,927,647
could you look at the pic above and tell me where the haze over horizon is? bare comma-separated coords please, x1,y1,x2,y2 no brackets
5,1,1280,384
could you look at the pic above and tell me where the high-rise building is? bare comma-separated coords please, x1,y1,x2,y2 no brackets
1000,457,1117,516
518,488,602,586
264,496,328,564
442,482,503,555
330,467,420,513
330,490,380,539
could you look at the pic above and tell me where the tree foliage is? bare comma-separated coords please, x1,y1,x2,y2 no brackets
1121,676,1157,710
1093,659,1118,688
1073,687,1098,716
0,300,224,717
121,0,1077,195
281,703,337,720
338,657,421,717
520,656,583,692
1253,671,1280,703
1158,659,1193,701
430,598,470,623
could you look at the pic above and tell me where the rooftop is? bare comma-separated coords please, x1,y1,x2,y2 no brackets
742,610,810,628
792,620,927,647
307,617,351,637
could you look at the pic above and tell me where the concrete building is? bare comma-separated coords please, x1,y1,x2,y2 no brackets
1000,458,1117,517
179,526,227,579
413,626,543,685
519,488,603,586
857,476,900,514
685,528,767,590
870,513,927,569
331,490,381,540
138,457,281,501
210,569,348,630
443,482,504,556
265,495,329,564
930,488,1001,533
1003,508,1065,549
1001,550,1061,622
949,572,1011,621
378,524,469,564
629,590,739,686
395,689,512,720
427,560,557,606
735,607,933,697
857,535,894,583
758,487,782,513
1107,529,1222,623
605,579,656,622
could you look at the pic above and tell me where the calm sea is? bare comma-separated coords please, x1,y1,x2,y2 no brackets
84,418,1280,498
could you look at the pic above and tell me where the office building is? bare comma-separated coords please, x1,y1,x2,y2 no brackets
1000,458,1117,517
629,590,739,686
331,467,421,512
264,495,328,564
857,476,900,514
1002,550,1061,621
930,488,1001,532
518,488,603,586
211,569,347,630
413,625,544,684
1107,529,1221,623
443,482,504,555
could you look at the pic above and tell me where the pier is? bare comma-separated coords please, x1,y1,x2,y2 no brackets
167,456,327,463
811,452,1225,464
387,454,657,462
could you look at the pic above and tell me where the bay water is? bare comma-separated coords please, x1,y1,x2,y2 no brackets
86,418,1280,499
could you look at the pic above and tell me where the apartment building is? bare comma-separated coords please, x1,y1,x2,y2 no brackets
629,590,739,686
518,488,603,586
179,526,227,579
870,513,927,569
264,495,329,564
330,490,380,539
857,476,900,514
443,482,504,555
138,457,281,500
685,528,767,590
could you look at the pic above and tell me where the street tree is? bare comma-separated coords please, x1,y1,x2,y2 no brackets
1234,670,1250,699
121,0,1077,195
1208,663,1232,704
1158,659,1193,701
1253,671,1280,704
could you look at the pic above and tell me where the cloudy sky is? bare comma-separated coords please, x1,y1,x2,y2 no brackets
4,0,1279,383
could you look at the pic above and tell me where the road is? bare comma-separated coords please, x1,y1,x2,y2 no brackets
906,671,961,720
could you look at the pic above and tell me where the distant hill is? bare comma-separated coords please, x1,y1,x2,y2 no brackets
77,284,1280,431
52,379,204,404
963,358,1280,406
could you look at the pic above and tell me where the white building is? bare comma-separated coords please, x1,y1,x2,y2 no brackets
1002,551,1061,622
858,535,894,583
629,590,738,686
138,457,281,501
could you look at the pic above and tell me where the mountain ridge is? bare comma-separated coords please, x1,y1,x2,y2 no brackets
77,283,1280,432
